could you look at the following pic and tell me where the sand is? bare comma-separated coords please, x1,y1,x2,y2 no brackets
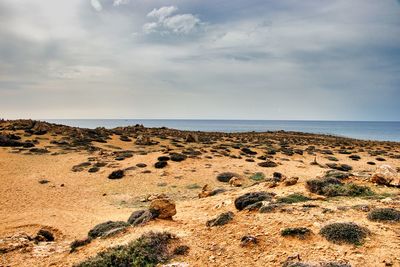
0,120,399,266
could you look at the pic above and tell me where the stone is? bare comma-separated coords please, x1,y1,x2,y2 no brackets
206,211,234,227
234,192,274,211
229,177,243,187
185,133,199,143
127,209,156,226
108,170,124,179
284,177,299,186
371,165,399,186
149,198,176,219
155,161,168,169
258,160,278,168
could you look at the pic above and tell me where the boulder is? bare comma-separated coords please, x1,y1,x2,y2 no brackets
149,197,176,219
185,133,199,143
258,160,278,168
108,170,124,179
371,165,399,186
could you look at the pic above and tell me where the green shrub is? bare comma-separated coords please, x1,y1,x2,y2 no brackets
250,172,265,181
320,222,369,245
281,227,311,239
306,178,373,197
277,193,311,204
75,232,178,267
367,208,400,222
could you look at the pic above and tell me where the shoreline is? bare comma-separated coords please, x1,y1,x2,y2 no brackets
0,119,399,266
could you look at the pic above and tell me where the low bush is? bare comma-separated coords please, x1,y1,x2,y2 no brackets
250,172,265,181
367,208,400,222
75,232,179,267
320,222,369,245
281,227,311,239
277,193,311,204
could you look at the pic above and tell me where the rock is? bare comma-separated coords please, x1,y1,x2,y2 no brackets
234,192,274,211
127,209,156,226
149,198,176,219
241,147,257,155
35,229,54,242
206,211,234,227
284,177,299,186
326,163,352,172
88,221,129,239
371,165,399,186
258,160,278,168
88,167,99,173
198,185,226,198
108,170,124,179
229,177,243,187
0,135,25,147
135,135,152,145
136,163,147,168
119,135,131,142
216,172,240,183
170,153,187,162
158,156,170,161
155,161,168,169
240,235,258,247
185,133,199,143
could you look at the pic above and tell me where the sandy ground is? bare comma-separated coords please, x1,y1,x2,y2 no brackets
0,124,399,267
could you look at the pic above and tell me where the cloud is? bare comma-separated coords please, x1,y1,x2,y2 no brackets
143,6,201,35
90,0,102,12
147,6,178,21
113,0,129,6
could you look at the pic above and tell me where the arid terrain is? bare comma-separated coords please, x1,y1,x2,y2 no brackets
0,120,399,267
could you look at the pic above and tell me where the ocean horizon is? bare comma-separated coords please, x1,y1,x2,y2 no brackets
45,119,400,142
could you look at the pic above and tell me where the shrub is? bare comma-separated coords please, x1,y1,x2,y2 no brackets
322,183,373,197
75,232,178,267
320,222,369,245
277,193,311,204
367,208,400,222
206,211,234,227
70,238,91,253
306,178,373,197
186,183,201,189
281,227,311,239
250,172,265,181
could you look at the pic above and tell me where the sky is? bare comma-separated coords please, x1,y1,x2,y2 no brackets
0,0,399,121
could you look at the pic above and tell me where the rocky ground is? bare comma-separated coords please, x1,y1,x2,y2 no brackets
0,119,399,267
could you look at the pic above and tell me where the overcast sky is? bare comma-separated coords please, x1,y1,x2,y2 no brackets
1,0,399,120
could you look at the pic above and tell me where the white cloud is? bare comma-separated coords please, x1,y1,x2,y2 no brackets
143,6,201,35
163,14,200,34
147,6,178,21
113,0,129,6
90,0,102,12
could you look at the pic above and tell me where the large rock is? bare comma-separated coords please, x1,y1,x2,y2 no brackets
149,197,176,219
234,192,274,211
371,165,399,186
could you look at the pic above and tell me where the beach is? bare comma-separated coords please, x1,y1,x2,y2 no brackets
0,120,399,267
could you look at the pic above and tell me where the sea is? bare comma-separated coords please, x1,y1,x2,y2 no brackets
45,119,400,142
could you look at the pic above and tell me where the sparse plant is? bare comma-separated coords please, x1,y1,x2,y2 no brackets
281,227,311,239
320,222,369,245
367,208,400,222
250,172,265,181
75,232,179,267
277,193,311,204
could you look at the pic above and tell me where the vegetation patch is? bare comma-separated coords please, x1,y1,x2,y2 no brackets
186,183,201,190
306,178,373,197
281,227,311,239
320,222,369,245
277,193,311,204
217,172,240,182
75,232,180,267
367,208,400,222
250,172,265,181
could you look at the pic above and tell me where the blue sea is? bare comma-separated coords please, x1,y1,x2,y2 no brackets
46,120,400,142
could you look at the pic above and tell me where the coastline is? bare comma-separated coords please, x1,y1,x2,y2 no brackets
0,119,399,266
